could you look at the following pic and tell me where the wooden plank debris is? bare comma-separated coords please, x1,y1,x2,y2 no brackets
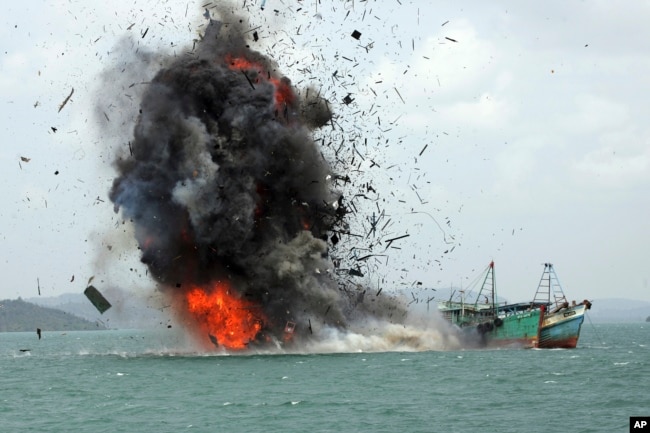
84,285,112,314
58,88,74,113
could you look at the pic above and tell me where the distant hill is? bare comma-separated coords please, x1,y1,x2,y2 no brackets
587,298,650,323
0,298,106,332
26,290,174,330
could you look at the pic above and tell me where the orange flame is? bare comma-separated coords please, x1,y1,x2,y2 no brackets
185,281,265,350
270,76,295,107
226,55,259,71
225,54,295,109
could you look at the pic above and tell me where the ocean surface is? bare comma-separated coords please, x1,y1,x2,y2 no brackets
1,322,647,433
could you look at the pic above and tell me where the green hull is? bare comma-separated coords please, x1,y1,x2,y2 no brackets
487,309,541,348
440,303,542,348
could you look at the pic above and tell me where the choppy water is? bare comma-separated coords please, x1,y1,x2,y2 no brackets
1,322,647,433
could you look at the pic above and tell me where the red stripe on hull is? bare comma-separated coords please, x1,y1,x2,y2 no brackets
538,336,578,349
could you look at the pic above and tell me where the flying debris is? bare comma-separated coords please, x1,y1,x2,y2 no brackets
284,321,296,333
58,88,74,112
384,234,410,250
349,268,364,277
84,285,112,314
106,11,417,351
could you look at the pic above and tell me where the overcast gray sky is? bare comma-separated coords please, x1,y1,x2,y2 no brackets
1,0,649,304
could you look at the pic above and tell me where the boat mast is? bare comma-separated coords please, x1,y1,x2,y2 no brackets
460,289,464,319
491,261,497,318
475,261,497,319
533,263,568,309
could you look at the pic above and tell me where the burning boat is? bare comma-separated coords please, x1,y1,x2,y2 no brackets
532,263,592,349
438,262,542,348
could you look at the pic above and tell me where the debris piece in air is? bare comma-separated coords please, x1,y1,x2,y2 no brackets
208,333,219,347
284,321,296,333
349,268,364,277
351,30,361,40
445,37,458,43
343,94,353,105
84,285,112,314
58,88,74,112
37,328,41,340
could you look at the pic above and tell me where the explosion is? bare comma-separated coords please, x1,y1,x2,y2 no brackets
184,281,265,350
107,16,414,351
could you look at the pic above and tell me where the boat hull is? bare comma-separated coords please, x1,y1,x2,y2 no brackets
452,308,542,349
487,309,541,348
538,304,586,349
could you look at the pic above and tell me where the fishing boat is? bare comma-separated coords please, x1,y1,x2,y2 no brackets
532,263,591,348
439,261,542,348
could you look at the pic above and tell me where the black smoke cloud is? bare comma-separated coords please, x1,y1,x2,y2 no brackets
109,17,406,346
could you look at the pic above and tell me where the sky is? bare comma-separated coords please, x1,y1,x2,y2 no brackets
1,0,649,305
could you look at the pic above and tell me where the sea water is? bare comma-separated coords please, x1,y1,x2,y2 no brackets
1,322,647,433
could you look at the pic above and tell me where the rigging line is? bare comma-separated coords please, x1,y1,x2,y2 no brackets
585,312,606,346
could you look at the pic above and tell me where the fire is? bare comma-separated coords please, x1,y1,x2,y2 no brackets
225,54,295,109
225,54,259,71
185,281,265,350
269,76,294,107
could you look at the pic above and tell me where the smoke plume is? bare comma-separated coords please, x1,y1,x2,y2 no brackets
107,16,427,350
